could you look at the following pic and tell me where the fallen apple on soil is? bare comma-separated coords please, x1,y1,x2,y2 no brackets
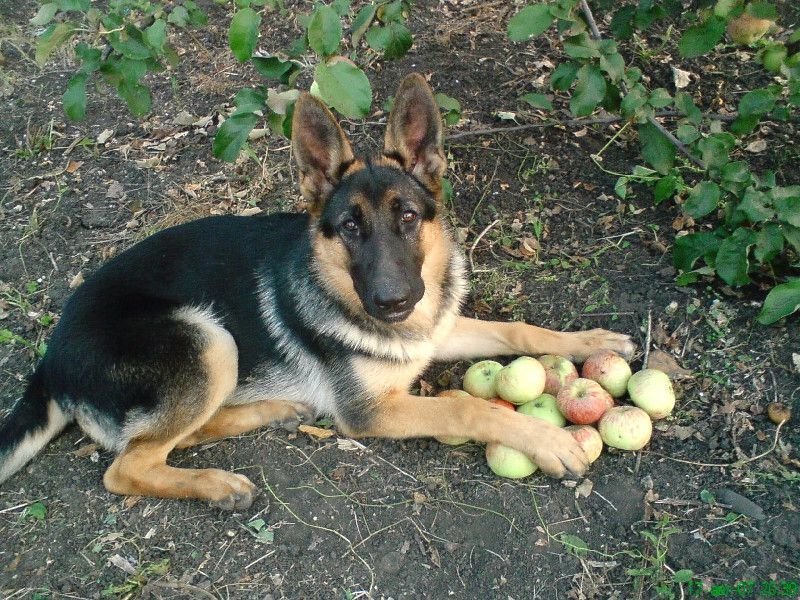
538,354,579,395
727,12,773,45
495,356,546,405
485,443,538,479
581,350,632,398
517,393,567,428
434,390,472,445
598,406,653,451
556,378,614,425
627,368,675,420
564,425,603,463
462,359,503,399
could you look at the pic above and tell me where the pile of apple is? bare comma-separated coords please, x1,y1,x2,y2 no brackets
440,351,676,479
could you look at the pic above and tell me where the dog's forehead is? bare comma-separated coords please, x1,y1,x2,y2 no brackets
336,161,430,209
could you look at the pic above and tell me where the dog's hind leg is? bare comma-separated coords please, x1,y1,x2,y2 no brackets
174,399,314,449
102,309,257,510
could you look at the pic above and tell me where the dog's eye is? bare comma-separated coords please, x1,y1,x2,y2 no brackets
400,210,417,224
342,219,358,232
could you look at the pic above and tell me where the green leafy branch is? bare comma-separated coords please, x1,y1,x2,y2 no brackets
507,0,799,324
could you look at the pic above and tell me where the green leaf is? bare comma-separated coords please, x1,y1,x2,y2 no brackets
774,196,800,227
674,91,702,124
676,124,700,144
700,489,716,504
648,88,672,109
678,15,726,58
307,5,342,57
168,6,189,27
615,177,628,199
314,61,371,119
63,72,88,120
22,501,47,521
550,62,578,92
213,112,259,162
721,160,751,185
684,181,720,219
754,223,783,263
698,133,735,169
757,278,800,325
109,25,153,60
673,569,695,584
507,4,553,42
738,88,776,117
654,175,678,204
746,2,777,20
30,3,59,26
599,51,625,82
351,4,376,48
715,227,756,286
331,0,351,17
638,122,675,175
251,56,300,84
620,84,648,119
737,188,774,223
36,22,77,66
365,22,412,59
570,64,606,117
378,0,405,23
610,6,636,39
229,8,261,62
57,0,89,10
564,34,600,59
783,224,800,253
673,232,722,272
118,80,152,116
558,534,589,557
143,19,167,53
520,93,553,111
435,92,461,125
234,87,266,113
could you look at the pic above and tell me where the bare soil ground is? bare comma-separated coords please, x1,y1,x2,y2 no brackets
1,1,799,599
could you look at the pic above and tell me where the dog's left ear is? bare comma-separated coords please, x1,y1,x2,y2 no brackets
384,74,446,198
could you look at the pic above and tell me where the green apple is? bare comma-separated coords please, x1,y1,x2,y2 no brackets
581,350,632,398
517,393,567,428
538,354,579,395
627,368,675,420
485,443,538,479
495,356,546,405
564,425,603,463
598,406,652,451
462,360,503,399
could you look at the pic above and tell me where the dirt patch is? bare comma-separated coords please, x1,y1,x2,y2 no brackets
1,1,799,599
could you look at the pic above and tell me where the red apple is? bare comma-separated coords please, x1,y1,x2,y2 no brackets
581,350,632,398
564,425,603,463
489,397,516,411
598,406,652,451
556,378,614,425
538,354,579,395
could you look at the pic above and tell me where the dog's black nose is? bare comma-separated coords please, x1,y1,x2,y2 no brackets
374,292,409,312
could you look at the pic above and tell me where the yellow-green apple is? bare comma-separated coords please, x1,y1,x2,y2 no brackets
598,406,652,451
462,360,503,399
485,443,538,479
495,356,546,405
517,393,567,427
627,368,675,420
556,378,614,425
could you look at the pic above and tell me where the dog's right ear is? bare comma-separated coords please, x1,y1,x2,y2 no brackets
291,94,355,216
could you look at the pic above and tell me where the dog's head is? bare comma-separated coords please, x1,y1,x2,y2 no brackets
292,74,448,324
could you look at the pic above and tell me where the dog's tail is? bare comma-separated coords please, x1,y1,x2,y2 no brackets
0,368,72,484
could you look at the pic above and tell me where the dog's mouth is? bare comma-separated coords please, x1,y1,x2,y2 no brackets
375,306,415,323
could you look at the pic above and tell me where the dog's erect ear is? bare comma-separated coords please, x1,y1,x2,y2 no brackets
292,93,355,216
383,73,446,197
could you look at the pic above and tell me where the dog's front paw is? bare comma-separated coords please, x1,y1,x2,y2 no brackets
563,328,636,362
525,422,589,479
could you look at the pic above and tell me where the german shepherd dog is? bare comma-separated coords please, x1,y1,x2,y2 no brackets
0,74,633,510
